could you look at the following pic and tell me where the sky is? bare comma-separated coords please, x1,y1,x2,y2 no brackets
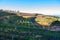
0,0,60,15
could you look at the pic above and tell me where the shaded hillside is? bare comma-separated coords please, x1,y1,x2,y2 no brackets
49,20,60,31
0,10,42,31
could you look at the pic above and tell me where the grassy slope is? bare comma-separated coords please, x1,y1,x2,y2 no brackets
35,14,60,26
0,10,60,39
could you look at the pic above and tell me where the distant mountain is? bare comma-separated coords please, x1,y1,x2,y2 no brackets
54,15,60,17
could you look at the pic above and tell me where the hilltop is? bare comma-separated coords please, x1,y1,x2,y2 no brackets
35,14,60,27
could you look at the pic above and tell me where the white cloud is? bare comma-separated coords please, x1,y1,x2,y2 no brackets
18,7,60,15
0,6,60,15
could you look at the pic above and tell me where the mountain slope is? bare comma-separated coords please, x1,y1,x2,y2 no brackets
35,14,60,27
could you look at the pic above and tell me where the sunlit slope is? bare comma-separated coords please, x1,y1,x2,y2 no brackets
35,14,60,26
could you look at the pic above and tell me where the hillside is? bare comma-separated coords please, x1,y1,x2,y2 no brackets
0,10,60,27
35,14,60,27
0,10,60,40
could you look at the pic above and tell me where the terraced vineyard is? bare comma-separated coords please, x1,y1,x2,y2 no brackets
0,10,60,40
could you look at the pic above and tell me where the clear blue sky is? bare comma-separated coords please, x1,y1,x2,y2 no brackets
0,0,60,15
